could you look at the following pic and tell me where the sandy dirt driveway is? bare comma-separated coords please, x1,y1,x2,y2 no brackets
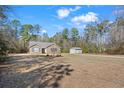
59,54,124,88
0,53,124,88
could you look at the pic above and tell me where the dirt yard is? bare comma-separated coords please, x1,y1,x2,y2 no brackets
0,53,124,88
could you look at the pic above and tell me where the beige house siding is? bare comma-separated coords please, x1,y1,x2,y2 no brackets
46,44,61,55
29,45,41,54
29,44,61,55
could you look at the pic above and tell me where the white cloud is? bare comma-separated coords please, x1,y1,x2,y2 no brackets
109,21,113,24
69,6,81,12
57,6,81,19
42,30,47,33
71,12,98,23
57,8,70,19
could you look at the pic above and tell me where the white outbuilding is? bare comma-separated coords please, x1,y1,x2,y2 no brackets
70,47,82,54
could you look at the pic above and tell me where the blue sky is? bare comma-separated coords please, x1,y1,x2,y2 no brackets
10,5,116,37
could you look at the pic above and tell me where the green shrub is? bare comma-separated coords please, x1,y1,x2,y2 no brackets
82,46,89,53
0,55,9,62
61,48,69,53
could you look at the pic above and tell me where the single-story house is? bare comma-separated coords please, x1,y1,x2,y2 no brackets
29,41,61,55
70,47,82,54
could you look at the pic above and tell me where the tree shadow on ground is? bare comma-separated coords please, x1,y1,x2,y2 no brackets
7,55,63,64
25,63,74,88
0,55,73,88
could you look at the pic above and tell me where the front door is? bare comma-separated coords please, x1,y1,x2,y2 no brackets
42,48,45,54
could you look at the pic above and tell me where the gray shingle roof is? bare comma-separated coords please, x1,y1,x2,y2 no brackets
29,41,55,48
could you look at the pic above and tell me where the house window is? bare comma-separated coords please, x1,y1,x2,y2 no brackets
32,48,40,52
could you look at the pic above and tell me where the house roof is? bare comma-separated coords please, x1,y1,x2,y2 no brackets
29,41,55,48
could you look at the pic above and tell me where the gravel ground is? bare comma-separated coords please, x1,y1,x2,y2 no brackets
0,54,124,88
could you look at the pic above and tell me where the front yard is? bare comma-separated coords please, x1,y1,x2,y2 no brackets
0,53,124,88
0,54,73,88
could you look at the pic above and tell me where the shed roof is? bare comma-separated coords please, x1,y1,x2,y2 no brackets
70,47,82,50
29,41,55,48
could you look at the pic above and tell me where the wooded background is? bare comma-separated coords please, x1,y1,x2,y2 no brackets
0,6,124,58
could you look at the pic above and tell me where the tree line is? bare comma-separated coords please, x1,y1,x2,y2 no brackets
49,18,124,54
0,6,124,58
